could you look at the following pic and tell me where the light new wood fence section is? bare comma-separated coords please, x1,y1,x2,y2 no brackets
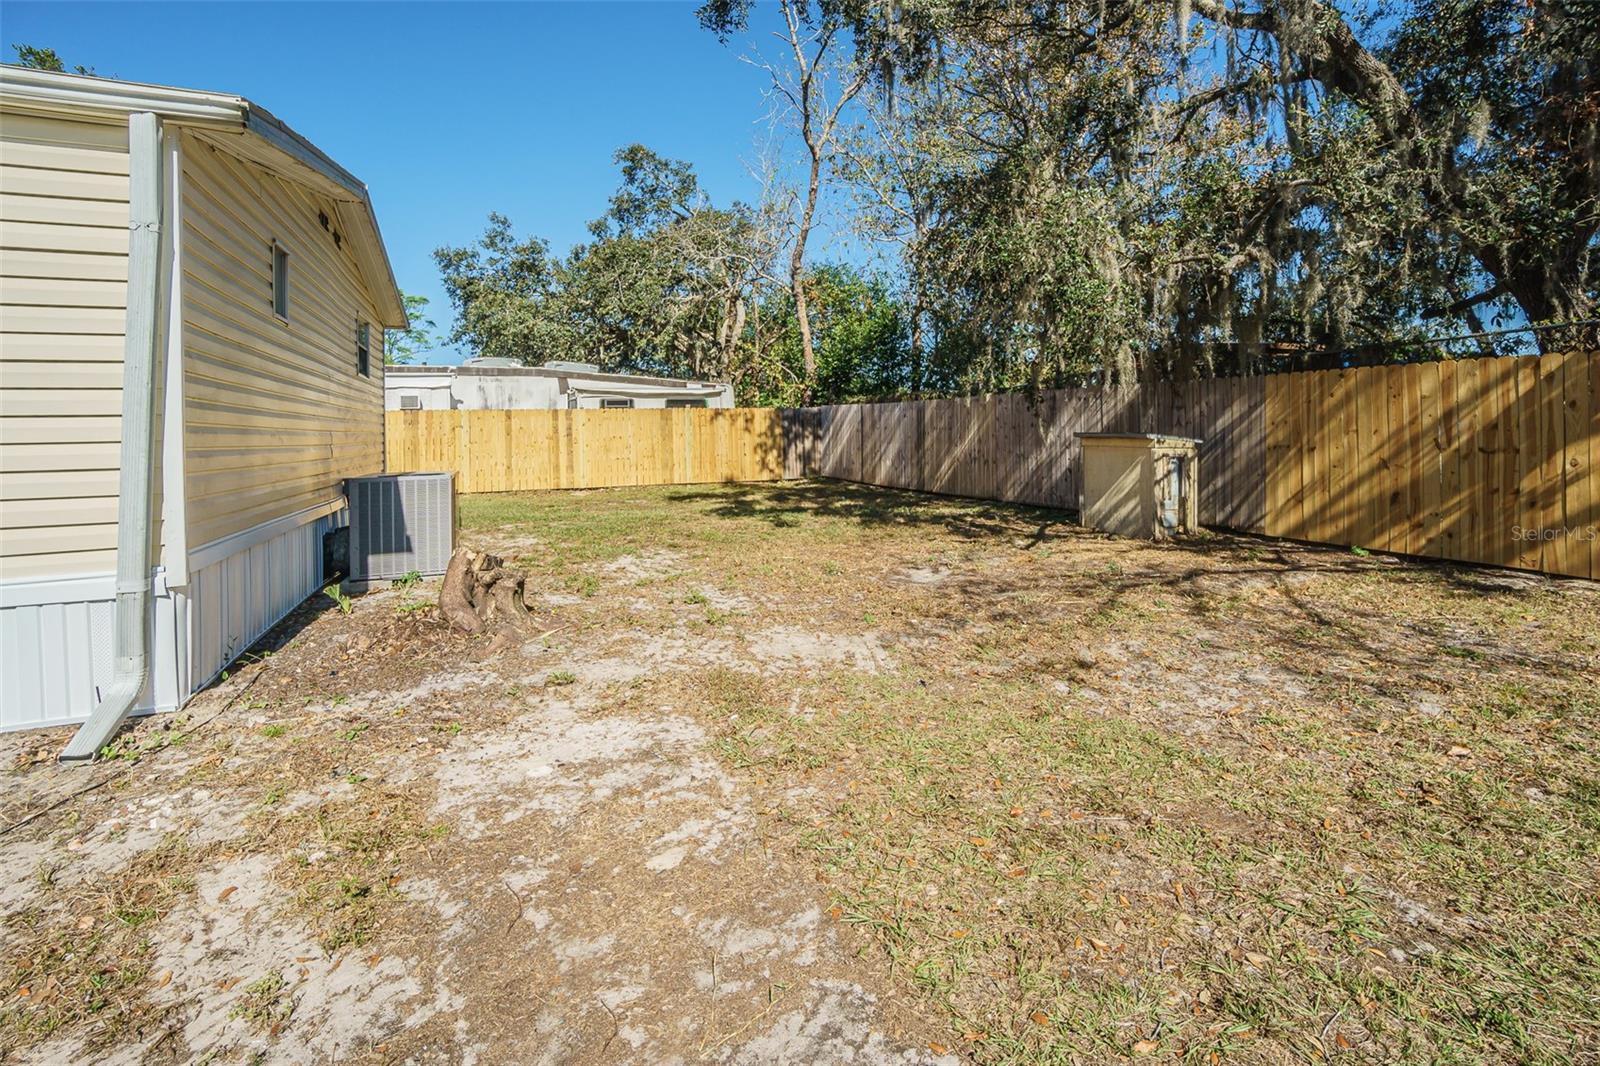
1265,352,1597,579
794,377,1268,531
385,408,785,493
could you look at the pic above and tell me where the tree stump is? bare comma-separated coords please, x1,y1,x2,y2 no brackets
439,548,538,635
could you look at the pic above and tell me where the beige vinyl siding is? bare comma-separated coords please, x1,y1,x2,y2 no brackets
0,111,128,580
180,132,384,548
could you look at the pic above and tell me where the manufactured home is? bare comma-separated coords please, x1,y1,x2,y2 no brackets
386,358,735,411
0,67,406,748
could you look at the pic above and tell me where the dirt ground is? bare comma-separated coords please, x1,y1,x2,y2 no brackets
2,480,1597,1065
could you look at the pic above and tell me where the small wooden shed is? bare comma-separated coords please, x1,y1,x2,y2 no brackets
1077,433,1201,541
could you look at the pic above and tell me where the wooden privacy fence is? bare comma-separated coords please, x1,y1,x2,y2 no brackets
383,355,1596,578
785,378,1267,531
785,351,1597,579
1265,352,1596,578
385,408,784,493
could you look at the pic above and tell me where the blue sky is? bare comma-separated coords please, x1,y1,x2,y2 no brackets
1,1,825,363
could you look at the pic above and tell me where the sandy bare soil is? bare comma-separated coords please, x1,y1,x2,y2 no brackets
0,602,947,1063
2,480,1596,1065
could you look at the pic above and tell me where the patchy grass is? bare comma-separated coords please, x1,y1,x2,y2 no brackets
692,667,1599,1063
4,479,1594,1063
0,836,214,1049
218,736,456,959
464,481,1600,1064
230,970,291,1031
279,797,416,956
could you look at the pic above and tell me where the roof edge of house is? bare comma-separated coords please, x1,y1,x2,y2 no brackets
0,65,407,329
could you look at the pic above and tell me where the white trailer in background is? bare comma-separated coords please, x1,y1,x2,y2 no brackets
386,358,735,412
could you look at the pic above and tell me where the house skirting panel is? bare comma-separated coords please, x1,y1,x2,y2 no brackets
0,573,187,733
184,502,344,699
0,503,343,734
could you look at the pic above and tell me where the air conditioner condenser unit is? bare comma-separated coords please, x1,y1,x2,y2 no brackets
344,472,456,589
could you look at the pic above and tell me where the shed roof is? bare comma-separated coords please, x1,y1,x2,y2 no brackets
0,65,407,328
1076,432,1204,445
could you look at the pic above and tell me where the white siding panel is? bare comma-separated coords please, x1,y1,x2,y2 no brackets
0,440,121,473
0,112,128,154
0,469,119,500
0,191,129,229
1,248,129,281
0,305,124,334
0,333,124,361
0,575,181,732
1,389,121,417
1,523,121,558
0,601,44,718
0,505,335,731
185,508,339,695
0,275,126,307
0,416,119,445
0,163,129,201
2,360,123,389
0,495,115,528
0,549,117,579
0,137,130,175
0,219,128,255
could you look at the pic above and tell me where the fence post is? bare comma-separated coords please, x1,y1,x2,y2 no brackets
455,409,472,494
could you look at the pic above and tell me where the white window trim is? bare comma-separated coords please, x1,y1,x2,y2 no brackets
356,319,371,377
271,240,290,322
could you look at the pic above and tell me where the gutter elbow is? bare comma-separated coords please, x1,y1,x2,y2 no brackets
58,670,148,762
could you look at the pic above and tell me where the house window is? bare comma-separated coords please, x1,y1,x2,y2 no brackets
398,394,421,410
356,321,370,377
600,398,633,409
666,398,707,409
271,242,290,319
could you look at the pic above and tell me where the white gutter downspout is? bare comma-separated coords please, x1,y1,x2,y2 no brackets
61,112,164,762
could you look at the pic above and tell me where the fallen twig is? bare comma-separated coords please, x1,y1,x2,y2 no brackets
501,878,526,933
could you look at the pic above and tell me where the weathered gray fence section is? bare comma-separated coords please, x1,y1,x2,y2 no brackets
783,379,1268,531
780,407,820,480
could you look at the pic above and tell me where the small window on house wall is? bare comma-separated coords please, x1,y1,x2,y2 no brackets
271,243,290,319
398,394,422,410
601,398,634,409
666,398,707,409
356,321,371,377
